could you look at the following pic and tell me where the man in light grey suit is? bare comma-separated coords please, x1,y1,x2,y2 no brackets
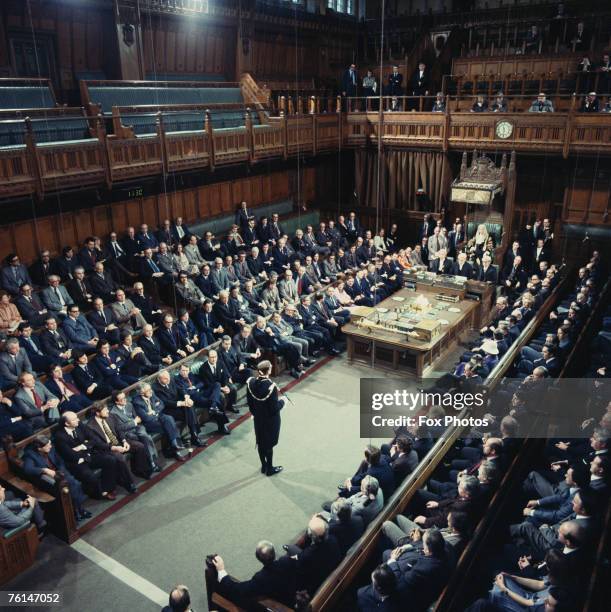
0,484,44,531
13,372,60,429
109,390,161,473
278,270,299,304
0,338,33,389
210,257,230,295
110,288,147,332
40,275,74,318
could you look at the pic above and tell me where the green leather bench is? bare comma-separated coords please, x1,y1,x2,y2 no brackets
0,117,92,147
0,86,55,110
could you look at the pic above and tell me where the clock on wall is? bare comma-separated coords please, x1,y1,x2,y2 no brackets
495,121,514,139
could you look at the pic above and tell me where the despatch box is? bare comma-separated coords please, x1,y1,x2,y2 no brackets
412,319,442,343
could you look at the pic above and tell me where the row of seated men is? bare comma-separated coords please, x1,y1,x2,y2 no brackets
0,205,416,529
201,249,608,610
347,252,609,611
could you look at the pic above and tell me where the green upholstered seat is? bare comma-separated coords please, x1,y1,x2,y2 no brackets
0,86,55,110
0,117,91,146
89,86,244,114
145,73,226,82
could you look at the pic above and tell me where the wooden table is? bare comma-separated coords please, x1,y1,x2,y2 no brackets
343,286,479,378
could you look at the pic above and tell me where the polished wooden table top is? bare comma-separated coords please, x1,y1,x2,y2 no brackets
342,285,478,352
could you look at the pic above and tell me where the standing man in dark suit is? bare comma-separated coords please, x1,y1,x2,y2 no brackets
235,201,252,233
246,360,284,476
341,64,359,110
199,349,238,414
447,223,465,258
410,61,431,97
77,237,98,274
387,66,403,96
153,370,206,447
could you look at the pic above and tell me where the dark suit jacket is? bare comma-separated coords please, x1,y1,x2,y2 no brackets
452,261,473,278
156,326,184,359
392,555,450,611
88,272,118,300
152,379,184,413
219,556,296,608
296,535,342,595
138,334,166,365
218,346,243,376
87,308,117,336
199,360,231,386
29,260,54,288
131,293,160,324
54,423,104,467
429,258,453,274
15,294,47,326
71,364,104,394
39,329,72,360
473,265,498,284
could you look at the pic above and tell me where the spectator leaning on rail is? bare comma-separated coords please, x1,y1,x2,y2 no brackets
529,93,554,113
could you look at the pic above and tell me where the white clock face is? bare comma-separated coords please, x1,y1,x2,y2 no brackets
496,121,513,139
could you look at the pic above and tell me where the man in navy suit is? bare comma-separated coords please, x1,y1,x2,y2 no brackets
132,382,187,459
429,249,453,275
235,201,252,232
175,363,228,435
23,435,91,521
194,264,217,299
341,63,358,101
93,340,139,390
17,323,52,373
77,237,98,274
39,316,73,366
192,300,224,346
157,314,188,361
218,335,255,385
447,224,465,258
71,350,113,401
136,223,159,254
152,370,205,447
131,282,164,325
473,253,498,284
323,286,351,326
139,323,173,368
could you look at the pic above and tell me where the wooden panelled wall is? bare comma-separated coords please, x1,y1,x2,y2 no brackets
141,13,235,78
0,169,315,265
563,178,611,226
0,0,116,100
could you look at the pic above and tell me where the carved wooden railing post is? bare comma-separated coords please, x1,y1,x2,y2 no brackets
563,94,576,159
336,95,341,114
280,111,288,160
297,97,304,115
279,95,286,115
156,111,169,175
288,96,294,115
460,150,468,179
309,96,316,114
315,97,321,114
97,114,112,190
24,117,43,200
442,95,450,152
245,107,254,163
205,109,215,171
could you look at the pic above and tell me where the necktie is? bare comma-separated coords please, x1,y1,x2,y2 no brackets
31,388,43,409
149,259,160,273
54,286,65,306
28,338,41,355
101,419,119,446
13,267,18,280
101,310,106,324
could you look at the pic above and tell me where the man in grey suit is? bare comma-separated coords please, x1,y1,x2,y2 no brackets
0,338,33,389
13,372,60,429
278,270,299,304
41,275,74,318
0,484,44,531
110,288,147,332
211,257,230,295
1,254,32,296
175,273,205,308
61,304,99,352
109,390,161,473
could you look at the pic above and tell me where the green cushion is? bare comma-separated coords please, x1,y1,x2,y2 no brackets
0,86,55,110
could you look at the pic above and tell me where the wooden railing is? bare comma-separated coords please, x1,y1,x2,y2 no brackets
3,100,611,200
